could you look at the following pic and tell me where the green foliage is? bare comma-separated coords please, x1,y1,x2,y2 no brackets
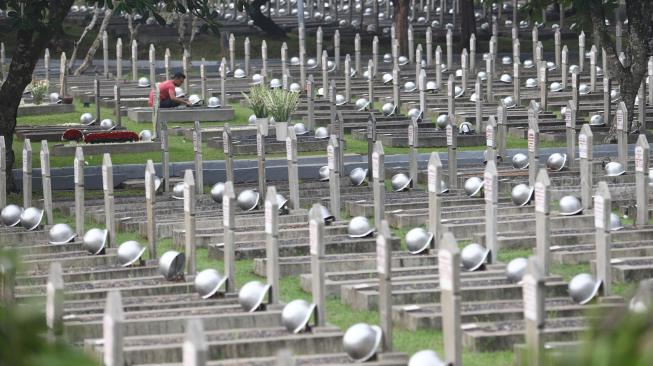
242,84,269,118
0,250,97,366
520,0,618,32
0,0,221,33
262,88,300,122
557,307,653,366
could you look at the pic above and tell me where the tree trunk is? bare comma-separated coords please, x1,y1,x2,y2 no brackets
177,13,188,52
127,14,141,46
0,0,75,192
459,0,475,49
245,0,287,38
68,2,100,74
394,0,410,55
73,8,114,76
589,0,652,141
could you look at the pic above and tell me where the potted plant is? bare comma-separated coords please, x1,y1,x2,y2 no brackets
29,80,49,105
242,85,270,134
263,88,300,141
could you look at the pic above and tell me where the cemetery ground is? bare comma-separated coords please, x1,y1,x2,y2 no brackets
11,99,566,169
3,184,640,366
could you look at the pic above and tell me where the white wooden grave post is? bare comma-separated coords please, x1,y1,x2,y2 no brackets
102,154,115,248
265,186,280,304
183,170,197,275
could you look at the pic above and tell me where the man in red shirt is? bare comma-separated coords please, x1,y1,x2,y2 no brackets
148,72,191,108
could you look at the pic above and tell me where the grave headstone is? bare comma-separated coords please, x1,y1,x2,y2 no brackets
579,31,586,72
554,28,561,66
594,181,612,296
102,154,115,248
427,152,443,247
409,118,419,187
165,48,171,79
244,37,250,76
265,186,280,304
145,160,157,259
116,38,123,81
635,135,650,227
590,46,597,92
447,74,455,117
114,84,122,127
616,102,628,167
94,79,101,124
470,34,476,73
440,232,462,365
377,220,393,351
367,61,375,110
229,34,235,72
161,120,171,192
392,65,401,111
475,77,482,132
44,49,50,86
372,141,386,227
496,104,507,158
309,204,327,326
200,62,207,103
22,139,32,208
334,30,340,70
527,102,540,186
322,50,329,99
344,55,351,102
447,116,458,189
435,46,442,88
565,101,577,170
523,257,546,366
426,27,433,66
183,319,207,366
184,170,196,275
579,124,594,209
561,46,568,89
328,135,341,220
103,31,109,78
514,57,521,106
40,141,53,224
539,62,548,111
484,160,498,263
223,124,234,184
103,290,124,366
355,34,361,74
59,52,67,97
285,126,300,210
306,76,315,130
603,77,611,127
131,40,138,82
193,121,204,194
446,29,453,70
149,44,156,89
46,262,64,338
74,147,85,237
316,27,323,66
223,181,236,292
535,169,551,274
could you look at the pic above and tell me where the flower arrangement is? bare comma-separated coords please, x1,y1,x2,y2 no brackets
263,88,300,122
242,84,268,118
83,131,139,144
30,80,49,105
